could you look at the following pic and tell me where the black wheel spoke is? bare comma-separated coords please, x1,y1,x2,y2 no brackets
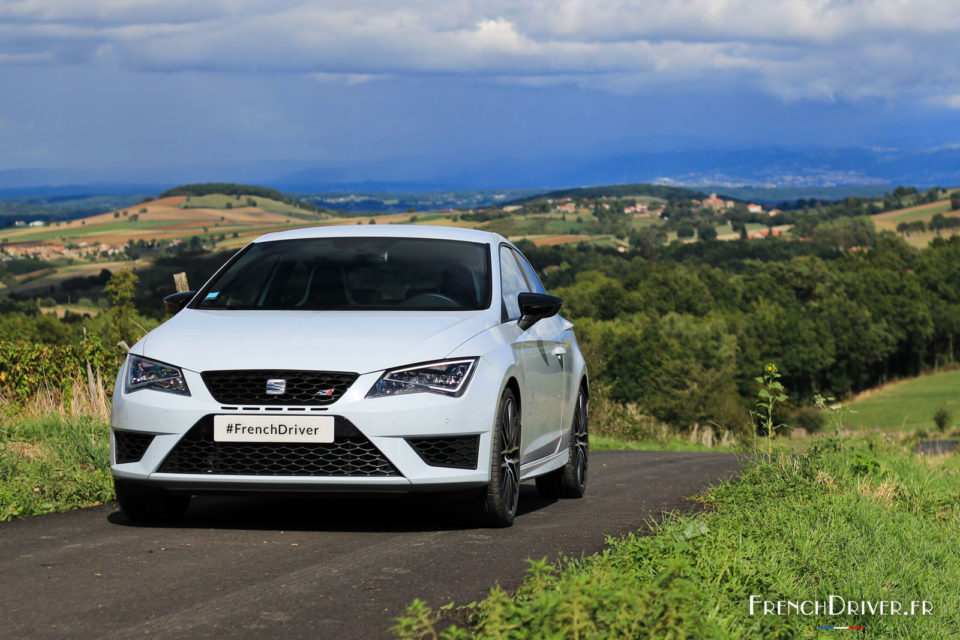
498,396,520,515
574,391,588,488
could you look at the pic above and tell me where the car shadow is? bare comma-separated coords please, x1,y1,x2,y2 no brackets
106,484,556,533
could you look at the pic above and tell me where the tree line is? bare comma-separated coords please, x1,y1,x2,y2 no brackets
518,233,960,433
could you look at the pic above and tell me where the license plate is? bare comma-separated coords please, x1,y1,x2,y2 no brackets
213,415,335,443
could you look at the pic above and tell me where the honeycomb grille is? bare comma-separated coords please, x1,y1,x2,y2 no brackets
201,370,358,406
114,430,154,464
407,435,480,470
158,416,399,477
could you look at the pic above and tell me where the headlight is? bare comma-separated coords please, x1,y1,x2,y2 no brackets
125,355,190,396
366,358,478,398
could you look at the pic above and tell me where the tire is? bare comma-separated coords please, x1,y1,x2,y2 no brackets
535,386,588,500
114,479,191,524
479,387,521,527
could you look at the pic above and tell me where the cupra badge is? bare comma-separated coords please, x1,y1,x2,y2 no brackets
265,379,287,395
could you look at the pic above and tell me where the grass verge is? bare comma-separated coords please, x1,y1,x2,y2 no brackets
0,415,112,521
393,437,960,638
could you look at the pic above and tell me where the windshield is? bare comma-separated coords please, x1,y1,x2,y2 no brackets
195,237,492,311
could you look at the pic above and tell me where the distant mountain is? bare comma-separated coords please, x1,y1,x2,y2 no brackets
2,145,958,200
547,147,960,190
505,184,707,205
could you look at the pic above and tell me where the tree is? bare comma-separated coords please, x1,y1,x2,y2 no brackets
892,186,917,199
812,216,877,252
677,225,695,239
104,270,139,344
951,192,960,211
697,224,718,242
930,213,946,234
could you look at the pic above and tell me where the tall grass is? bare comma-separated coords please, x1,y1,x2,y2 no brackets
591,384,739,451
3,377,112,422
0,378,113,520
0,414,113,520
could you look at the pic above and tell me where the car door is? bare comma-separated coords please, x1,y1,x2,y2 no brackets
499,245,565,465
513,246,572,424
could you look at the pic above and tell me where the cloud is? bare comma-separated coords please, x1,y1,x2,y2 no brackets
309,72,380,86
2,1,960,104
930,94,960,109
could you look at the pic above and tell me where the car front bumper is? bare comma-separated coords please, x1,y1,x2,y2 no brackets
110,363,501,492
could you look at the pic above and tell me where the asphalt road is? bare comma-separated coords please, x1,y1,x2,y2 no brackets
913,440,958,455
0,450,740,639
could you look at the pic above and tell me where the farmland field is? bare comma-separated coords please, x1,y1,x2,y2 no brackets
5,185,960,299
844,369,960,433
870,191,960,246
0,191,625,295
3,259,144,294
872,198,956,227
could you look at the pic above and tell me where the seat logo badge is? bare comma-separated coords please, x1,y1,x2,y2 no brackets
315,388,335,397
266,379,287,395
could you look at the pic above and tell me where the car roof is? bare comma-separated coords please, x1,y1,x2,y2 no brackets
254,224,507,246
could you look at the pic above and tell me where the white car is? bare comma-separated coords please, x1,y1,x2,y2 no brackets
111,225,588,526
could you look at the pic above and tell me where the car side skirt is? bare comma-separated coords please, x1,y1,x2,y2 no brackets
519,449,568,482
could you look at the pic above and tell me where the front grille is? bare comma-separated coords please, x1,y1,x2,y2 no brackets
114,430,154,464
158,416,399,477
407,435,480,470
201,370,358,406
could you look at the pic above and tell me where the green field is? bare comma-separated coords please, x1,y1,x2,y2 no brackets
844,369,960,433
3,218,186,243
885,201,954,223
180,193,313,218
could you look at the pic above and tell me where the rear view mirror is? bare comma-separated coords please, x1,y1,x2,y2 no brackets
517,292,563,330
164,291,196,314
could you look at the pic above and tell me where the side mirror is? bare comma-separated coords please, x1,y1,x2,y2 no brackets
164,291,196,315
517,292,563,331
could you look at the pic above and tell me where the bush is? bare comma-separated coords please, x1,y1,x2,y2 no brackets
791,406,826,433
933,405,951,432
0,338,123,406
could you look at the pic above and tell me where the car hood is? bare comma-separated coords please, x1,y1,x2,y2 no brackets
137,309,497,374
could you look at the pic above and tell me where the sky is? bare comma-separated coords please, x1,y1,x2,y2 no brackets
1,1,960,186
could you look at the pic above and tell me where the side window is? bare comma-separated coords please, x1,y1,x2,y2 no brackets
513,249,547,295
499,245,530,320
